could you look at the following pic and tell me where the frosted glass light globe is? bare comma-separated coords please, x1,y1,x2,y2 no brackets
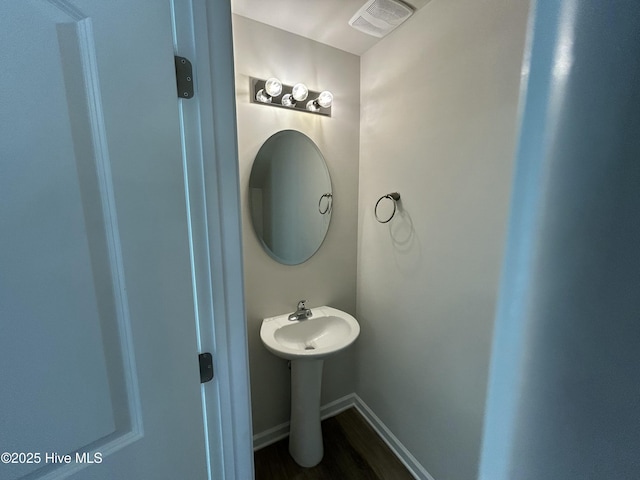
291,83,308,102
317,91,333,108
306,100,320,112
264,77,282,97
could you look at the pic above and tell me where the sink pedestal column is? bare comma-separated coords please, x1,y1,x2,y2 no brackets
289,358,324,467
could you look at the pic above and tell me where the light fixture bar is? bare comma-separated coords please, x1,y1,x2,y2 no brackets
250,77,332,117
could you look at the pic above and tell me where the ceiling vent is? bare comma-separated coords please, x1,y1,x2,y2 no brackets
348,0,414,38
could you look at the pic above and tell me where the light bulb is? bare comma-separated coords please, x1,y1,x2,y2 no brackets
292,83,308,102
264,77,282,97
255,89,271,103
317,91,333,108
306,100,320,112
281,94,294,107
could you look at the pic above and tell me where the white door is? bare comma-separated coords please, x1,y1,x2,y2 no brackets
1,1,212,478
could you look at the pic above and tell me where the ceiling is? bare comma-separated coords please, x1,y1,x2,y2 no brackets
230,0,431,56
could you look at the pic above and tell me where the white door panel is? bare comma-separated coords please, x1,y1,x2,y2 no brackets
1,1,209,478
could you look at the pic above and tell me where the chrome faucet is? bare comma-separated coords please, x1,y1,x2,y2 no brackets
288,300,312,321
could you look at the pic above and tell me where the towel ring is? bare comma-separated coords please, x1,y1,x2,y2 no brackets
318,193,332,215
375,192,401,223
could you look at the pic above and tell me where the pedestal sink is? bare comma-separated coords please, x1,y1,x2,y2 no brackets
260,306,360,467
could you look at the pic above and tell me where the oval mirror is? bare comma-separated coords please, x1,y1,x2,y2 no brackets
249,130,332,265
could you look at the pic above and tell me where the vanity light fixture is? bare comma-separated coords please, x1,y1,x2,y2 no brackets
250,77,332,117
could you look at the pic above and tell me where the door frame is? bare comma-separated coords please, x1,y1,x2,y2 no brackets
172,0,253,478
197,1,254,478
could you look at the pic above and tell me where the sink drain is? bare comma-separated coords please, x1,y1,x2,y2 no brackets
304,345,315,350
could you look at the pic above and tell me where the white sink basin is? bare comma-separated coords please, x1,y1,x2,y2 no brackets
260,306,360,360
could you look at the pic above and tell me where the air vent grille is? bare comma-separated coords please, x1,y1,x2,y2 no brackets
366,0,412,25
349,0,414,38
352,16,388,37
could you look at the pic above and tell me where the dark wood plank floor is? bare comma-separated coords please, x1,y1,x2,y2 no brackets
254,407,414,480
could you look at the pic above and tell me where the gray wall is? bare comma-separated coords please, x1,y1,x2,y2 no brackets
480,0,640,478
356,0,530,479
231,15,360,435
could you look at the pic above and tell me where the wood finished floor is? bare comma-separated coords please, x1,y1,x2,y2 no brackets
254,407,414,480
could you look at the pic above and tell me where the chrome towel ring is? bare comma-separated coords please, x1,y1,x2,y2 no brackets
318,193,332,214
375,192,401,223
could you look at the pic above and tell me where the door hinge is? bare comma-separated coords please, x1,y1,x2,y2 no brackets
199,352,214,383
174,56,194,99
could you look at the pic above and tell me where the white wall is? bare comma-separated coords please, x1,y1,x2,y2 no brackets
231,15,360,435
356,0,530,479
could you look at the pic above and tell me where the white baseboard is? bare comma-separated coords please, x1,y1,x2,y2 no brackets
252,393,357,451
252,419,290,451
320,392,358,420
352,394,435,480
252,392,434,480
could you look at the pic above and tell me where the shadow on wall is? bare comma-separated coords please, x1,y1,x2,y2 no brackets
375,197,423,276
